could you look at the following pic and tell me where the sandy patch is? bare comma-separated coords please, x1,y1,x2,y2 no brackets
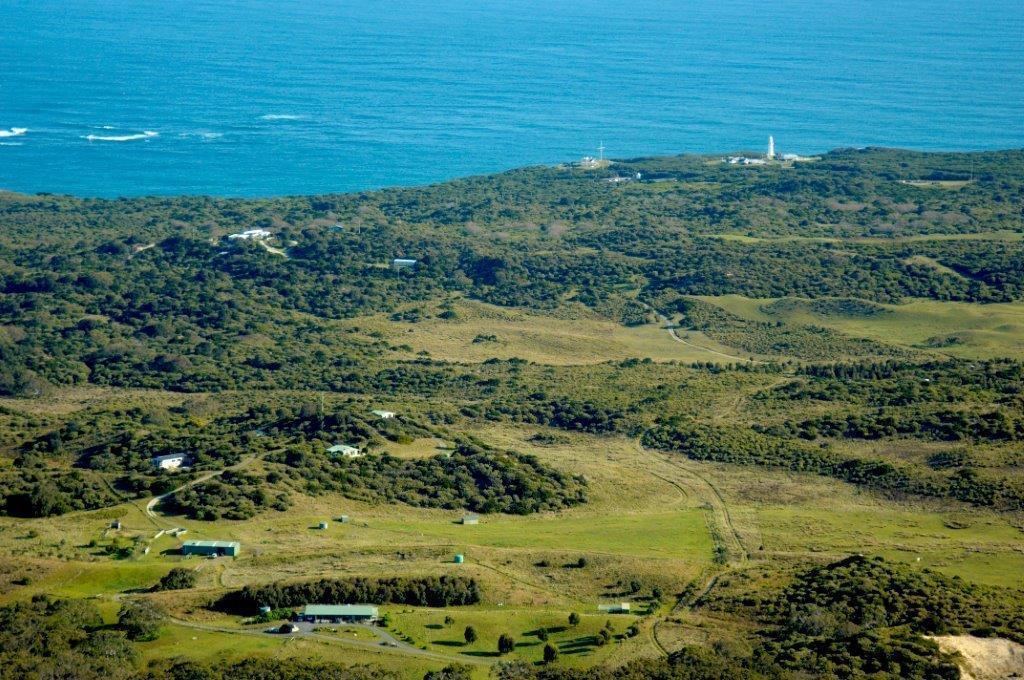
928,635,1024,680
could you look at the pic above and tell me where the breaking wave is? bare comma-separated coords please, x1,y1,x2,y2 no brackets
260,114,304,121
83,130,159,142
0,127,28,138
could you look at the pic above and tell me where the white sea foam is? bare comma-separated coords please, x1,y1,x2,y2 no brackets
260,114,304,121
83,130,159,142
0,127,28,138
0,142,24,147
180,131,224,140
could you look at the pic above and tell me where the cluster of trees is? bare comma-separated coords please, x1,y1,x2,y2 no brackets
0,468,119,517
642,421,1024,511
216,575,481,615
273,441,587,514
151,568,197,592
0,595,163,680
161,469,292,520
697,555,1024,679
481,396,627,434
663,297,903,360
780,358,1024,406
765,556,1024,643
773,407,1024,443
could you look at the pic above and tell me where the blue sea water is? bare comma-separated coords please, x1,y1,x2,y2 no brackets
1,0,1022,197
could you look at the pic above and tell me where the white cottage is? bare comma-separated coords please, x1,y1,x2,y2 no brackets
327,444,363,459
152,453,189,470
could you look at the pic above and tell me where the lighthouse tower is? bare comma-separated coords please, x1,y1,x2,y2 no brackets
767,136,776,160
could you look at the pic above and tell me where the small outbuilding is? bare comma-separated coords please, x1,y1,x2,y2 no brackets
460,513,480,525
318,521,329,530
181,540,240,557
338,515,350,524
598,602,631,614
454,554,465,564
300,604,379,624
393,258,418,268
279,622,299,634
371,409,396,420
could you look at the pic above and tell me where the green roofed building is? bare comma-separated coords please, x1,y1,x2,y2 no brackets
300,604,379,624
181,540,240,557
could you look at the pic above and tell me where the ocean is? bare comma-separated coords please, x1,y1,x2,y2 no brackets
1,0,1022,197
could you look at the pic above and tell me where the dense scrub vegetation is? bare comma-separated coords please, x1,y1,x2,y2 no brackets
273,441,587,514
2,149,1024,395
643,421,1024,510
703,555,1024,679
216,575,481,615
664,297,904,360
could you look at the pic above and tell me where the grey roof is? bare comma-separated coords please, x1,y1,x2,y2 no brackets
182,540,240,549
303,604,379,617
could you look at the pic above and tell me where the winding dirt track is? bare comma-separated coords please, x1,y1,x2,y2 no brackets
636,301,753,363
142,453,263,526
642,447,749,655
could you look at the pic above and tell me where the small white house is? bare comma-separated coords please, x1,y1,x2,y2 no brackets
152,453,189,470
227,228,272,241
393,258,418,268
460,513,480,525
371,409,396,420
327,444,363,458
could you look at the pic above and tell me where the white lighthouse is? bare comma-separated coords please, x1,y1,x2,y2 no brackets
767,135,775,160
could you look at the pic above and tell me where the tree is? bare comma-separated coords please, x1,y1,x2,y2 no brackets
497,633,516,655
543,643,559,664
118,599,165,641
153,567,197,592
568,612,580,627
444,615,454,626
464,625,477,644
424,664,472,680
537,628,549,641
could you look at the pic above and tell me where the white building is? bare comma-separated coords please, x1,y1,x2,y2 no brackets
227,229,272,241
371,409,396,420
460,513,480,525
393,258,418,268
152,453,189,470
327,444,363,458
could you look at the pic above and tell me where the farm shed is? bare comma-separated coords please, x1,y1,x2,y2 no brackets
300,604,379,624
181,540,240,557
